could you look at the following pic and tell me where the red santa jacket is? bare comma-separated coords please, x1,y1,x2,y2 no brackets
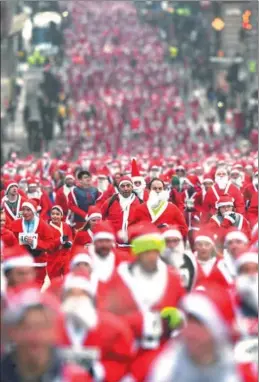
207,213,251,245
57,312,134,382
101,194,141,234
1,194,27,225
169,188,184,212
243,183,258,227
201,182,245,223
71,229,93,252
0,227,18,247
131,201,188,238
48,221,73,260
55,185,74,217
194,256,233,289
11,217,54,266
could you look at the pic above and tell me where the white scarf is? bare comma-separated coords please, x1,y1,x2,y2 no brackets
197,257,217,277
63,184,73,200
118,193,135,235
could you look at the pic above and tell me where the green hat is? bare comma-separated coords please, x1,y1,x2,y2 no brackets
171,175,180,186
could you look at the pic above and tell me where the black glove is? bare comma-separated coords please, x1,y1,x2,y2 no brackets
229,212,236,221
63,241,72,249
62,235,69,242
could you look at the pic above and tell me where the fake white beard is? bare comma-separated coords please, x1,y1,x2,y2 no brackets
236,274,258,312
148,190,169,208
62,296,98,330
97,179,109,192
161,242,185,268
215,176,229,190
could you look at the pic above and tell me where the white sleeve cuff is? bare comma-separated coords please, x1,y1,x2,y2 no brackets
224,215,235,224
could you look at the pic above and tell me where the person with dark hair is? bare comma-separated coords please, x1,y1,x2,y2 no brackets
67,170,102,229
131,178,188,238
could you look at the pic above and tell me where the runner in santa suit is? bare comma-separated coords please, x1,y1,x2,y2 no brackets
146,284,257,382
98,172,122,204
1,181,27,228
131,178,188,238
11,201,54,286
34,152,57,179
192,229,233,289
101,176,142,238
243,171,258,227
67,170,102,230
169,176,184,212
71,206,102,251
131,158,149,202
86,221,131,298
1,286,90,382
160,226,196,291
54,173,75,218
58,272,135,382
26,177,51,220
181,175,203,250
201,167,245,223
47,205,73,280
223,229,249,281
0,208,18,247
207,195,251,247
99,223,185,381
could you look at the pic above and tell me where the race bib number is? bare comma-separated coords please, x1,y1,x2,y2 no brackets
18,233,38,245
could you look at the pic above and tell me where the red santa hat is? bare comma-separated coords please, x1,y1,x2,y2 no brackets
235,251,258,272
216,195,234,209
118,176,133,187
131,158,142,182
85,206,102,222
63,272,96,297
194,228,215,246
92,221,115,242
224,229,249,245
5,180,18,195
64,172,75,180
128,222,165,256
202,174,214,183
70,250,93,271
161,225,183,240
27,176,37,187
181,283,236,342
51,205,64,216
22,200,38,215
2,245,35,272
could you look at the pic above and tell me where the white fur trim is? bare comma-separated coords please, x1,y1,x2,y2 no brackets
70,254,92,270
181,293,228,341
5,182,18,194
236,253,258,270
51,205,64,216
225,231,248,244
22,202,36,214
63,275,95,296
203,178,213,183
119,179,133,186
224,215,235,224
195,235,214,246
86,213,102,222
3,255,34,271
93,232,115,241
162,230,182,240
216,201,234,208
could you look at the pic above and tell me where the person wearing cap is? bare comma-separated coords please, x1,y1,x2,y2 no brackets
72,206,102,250
101,176,142,237
55,172,75,217
146,284,255,382
243,171,258,227
160,226,196,291
201,167,245,223
58,271,135,382
100,222,185,381
131,158,149,202
229,168,245,191
11,201,54,286
1,245,36,292
193,229,232,288
131,178,188,239
1,181,27,226
26,177,51,221
223,229,249,279
1,286,89,381
206,195,251,247
67,170,102,230
69,249,93,274
47,205,73,280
